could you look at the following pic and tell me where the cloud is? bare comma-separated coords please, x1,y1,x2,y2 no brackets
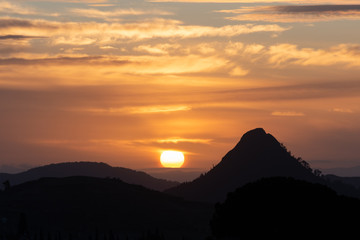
134,43,181,55
22,0,109,2
0,17,289,46
229,66,249,76
1,40,360,88
125,55,228,74
155,138,212,144
78,105,192,115
0,56,125,66
271,111,305,117
332,108,354,113
99,45,117,50
219,5,360,22
0,34,45,54
0,1,59,17
273,5,360,13
0,53,230,88
149,0,360,3
0,35,46,40
268,44,360,67
212,81,360,103
87,4,116,7
69,8,173,20
0,1,36,15
88,137,213,150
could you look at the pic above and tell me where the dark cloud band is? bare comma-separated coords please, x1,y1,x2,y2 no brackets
274,5,360,13
0,35,46,40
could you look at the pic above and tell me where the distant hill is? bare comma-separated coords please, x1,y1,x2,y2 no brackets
210,177,360,239
322,165,360,177
144,168,204,182
0,162,179,191
324,174,360,189
166,128,320,203
0,176,212,239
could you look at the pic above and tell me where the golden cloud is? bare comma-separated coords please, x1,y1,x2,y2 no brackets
332,108,354,113
69,8,173,20
271,111,305,117
0,17,289,46
229,66,249,77
0,1,37,15
149,0,360,3
155,138,212,144
268,44,360,67
133,43,181,55
77,105,192,115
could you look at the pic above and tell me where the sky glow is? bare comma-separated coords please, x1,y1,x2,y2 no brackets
0,0,359,171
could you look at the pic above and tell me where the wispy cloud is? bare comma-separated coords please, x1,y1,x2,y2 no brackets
332,108,354,113
0,34,45,54
69,8,173,20
271,111,305,117
126,105,192,114
0,17,289,46
0,1,59,17
219,5,360,23
134,43,181,55
268,44,360,67
88,4,116,7
155,138,212,144
150,0,360,3
0,35,46,40
0,1,36,15
1,40,360,88
75,105,192,115
23,0,109,2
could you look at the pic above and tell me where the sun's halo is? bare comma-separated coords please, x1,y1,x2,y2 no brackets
160,151,185,168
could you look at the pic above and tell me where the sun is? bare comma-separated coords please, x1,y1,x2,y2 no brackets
160,151,185,168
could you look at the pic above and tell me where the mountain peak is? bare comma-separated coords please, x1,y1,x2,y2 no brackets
242,128,266,138
225,128,280,161
166,128,319,202
236,128,269,147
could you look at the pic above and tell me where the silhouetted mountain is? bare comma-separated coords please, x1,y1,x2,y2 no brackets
0,162,179,191
144,168,203,182
324,174,360,189
166,128,320,202
0,176,212,239
322,165,360,177
210,177,360,239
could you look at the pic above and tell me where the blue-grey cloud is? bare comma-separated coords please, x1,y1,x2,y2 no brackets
274,5,360,13
221,4,360,22
0,35,46,40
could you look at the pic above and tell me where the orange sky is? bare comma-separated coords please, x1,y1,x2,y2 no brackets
0,0,360,172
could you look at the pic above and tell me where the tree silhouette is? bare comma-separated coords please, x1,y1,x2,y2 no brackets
3,180,10,191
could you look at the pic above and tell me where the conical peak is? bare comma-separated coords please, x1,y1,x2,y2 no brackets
241,128,266,140
232,128,280,152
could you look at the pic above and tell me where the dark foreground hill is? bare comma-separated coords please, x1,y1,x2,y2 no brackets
0,176,212,239
210,177,360,239
0,162,179,191
166,128,321,203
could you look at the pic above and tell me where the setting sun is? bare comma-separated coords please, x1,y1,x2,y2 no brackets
160,151,185,168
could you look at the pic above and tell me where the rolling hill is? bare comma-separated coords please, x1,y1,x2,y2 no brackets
0,176,212,239
0,162,179,191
